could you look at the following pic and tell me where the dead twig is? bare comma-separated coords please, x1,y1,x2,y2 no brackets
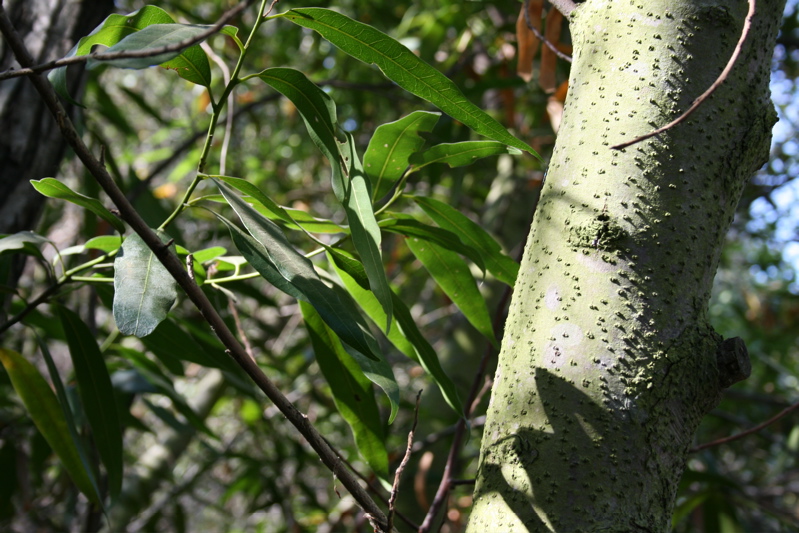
692,399,799,453
387,390,422,532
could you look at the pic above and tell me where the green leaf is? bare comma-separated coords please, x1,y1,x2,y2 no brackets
202,191,344,234
33,331,102,506
95,24,214,71
278,8,537,157
31,178,125,234
405,237,497,346
379,213,485,274
113,232,178,337
365,111,440,202
300,301,389,479
48,6,219,103
409,141,523,171
413,196,519,286
84,235,123,253
213,180,384,363
55,306,123,499
329,250,462,415
0,231,51,259
0,348,100,504
49,6,175,104
255,68,346,196
190,246,227,264
339,134,393,331
214,214,307,301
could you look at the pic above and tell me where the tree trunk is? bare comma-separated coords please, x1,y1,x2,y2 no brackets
0,0,113,322
467,1,783,531
0,0,113,235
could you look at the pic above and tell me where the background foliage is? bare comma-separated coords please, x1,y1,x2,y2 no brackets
0,0,797,531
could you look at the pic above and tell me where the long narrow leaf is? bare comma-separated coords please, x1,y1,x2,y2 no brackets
301,301,389,480
255,68,347,198
405,238,497,346
413,196,519,286
340,134,393,330
379,214,485,274
365,111,440,202
329,251,462,414
31,179,124,234
214,180,384,363
113,232,178,337
278,8,538,157
408,141,522,171
33,331,102,505
56,306,123,499
0,349,100,504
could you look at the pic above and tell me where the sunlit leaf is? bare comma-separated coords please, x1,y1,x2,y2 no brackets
55,306,123,499
301,301,389,479
255,68,346,197
95,24,214,70
84,235,123,253
409,141,522,171
113,232,178,337
278,8,538,157
0,348,100,504
379,213,485,274
405,237,497,346
413,196,519,286
48,6,222,103
214,179,384,363
329,250,462,415
364,111,440,202
31,178,125,234
340,134,393,331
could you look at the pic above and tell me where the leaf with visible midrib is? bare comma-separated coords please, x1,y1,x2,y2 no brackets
31,179,124,234
413,196,519,286
113,232,177,337
278,8,539,158
365,111,440,202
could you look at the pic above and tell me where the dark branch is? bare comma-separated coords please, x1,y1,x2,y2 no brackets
692,400,799,453
0,5,388,530
0,0,258,82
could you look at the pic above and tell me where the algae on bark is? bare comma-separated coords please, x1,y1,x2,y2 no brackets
467,1,783,531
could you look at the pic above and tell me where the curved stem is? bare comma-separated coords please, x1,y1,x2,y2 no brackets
159,0,272,231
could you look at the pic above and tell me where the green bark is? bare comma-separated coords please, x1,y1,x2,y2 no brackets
467,1,783,531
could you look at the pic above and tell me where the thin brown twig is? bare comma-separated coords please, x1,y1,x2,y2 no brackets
611,0,756,150
0,0,258,82
0,5,389,530
691,399,799,453
523,0,572,63
387,390,422,532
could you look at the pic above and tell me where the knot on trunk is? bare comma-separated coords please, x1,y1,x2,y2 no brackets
716,337,751,389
